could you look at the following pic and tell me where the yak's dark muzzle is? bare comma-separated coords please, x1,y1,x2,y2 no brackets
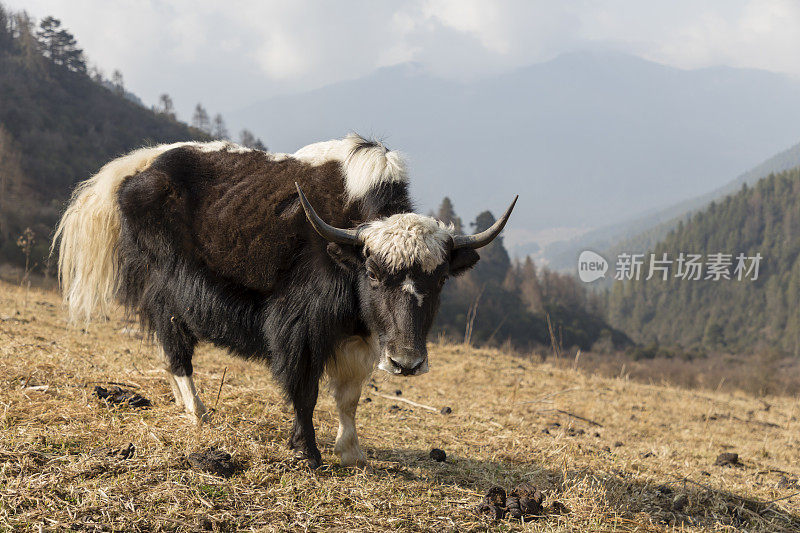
378,349,429,376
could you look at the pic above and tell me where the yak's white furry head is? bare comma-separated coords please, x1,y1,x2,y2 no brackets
359,214,452,273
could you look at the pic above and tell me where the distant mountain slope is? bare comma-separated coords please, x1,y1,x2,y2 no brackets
0,47,206,202
0,11,209,267
230,51,800,244
605,168,800,354
542,140,800,272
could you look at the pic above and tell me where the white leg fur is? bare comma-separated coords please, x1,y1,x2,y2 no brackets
159,347,184,407
167,374,183,407
175,375,209,424
326,335,378,466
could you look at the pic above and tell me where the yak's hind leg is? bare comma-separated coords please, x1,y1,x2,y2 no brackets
156,316,208,424
158,346,184,407
175,373,208,423
326,336,376,467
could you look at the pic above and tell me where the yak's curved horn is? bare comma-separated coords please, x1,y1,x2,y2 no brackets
453,196,518,249
295,183,362,245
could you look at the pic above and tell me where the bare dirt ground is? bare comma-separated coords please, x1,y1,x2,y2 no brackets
1,280,799,532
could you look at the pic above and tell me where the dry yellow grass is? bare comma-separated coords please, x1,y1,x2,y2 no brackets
0,280,799,532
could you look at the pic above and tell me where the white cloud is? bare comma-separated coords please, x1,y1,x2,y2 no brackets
5,0,800,119
255,31,309,80
648,0,800,75
422,0,511,54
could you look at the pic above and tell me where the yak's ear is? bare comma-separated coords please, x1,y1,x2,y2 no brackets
449,248,480,277
327,242,361,271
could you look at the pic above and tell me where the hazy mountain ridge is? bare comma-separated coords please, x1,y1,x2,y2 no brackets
542,139,800,272
230,50,800,247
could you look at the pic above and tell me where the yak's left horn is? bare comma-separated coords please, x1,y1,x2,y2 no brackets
296,183,362,245
453,196,518,249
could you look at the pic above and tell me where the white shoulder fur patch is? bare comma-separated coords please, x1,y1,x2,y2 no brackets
359,213,452,273
292,133,408,201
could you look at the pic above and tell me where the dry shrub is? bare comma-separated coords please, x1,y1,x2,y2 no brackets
562,349,800,397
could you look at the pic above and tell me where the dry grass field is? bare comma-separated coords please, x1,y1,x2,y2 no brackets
1,279,799,532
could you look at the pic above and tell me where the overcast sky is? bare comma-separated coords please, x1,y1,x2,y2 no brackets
7,0,800,123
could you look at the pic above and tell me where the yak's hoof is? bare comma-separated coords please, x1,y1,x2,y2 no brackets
184,408,212,425
292,449,322,469
335,446,368,468
339,456,368,468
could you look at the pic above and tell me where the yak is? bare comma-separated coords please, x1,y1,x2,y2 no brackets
54,134,516,467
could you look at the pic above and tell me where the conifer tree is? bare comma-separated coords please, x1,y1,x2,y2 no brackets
111,69,124,95
0,4,13,50
239,129,255,147
36,17,85,72
239,129,266,149
519,256,543,313
192,103,210,133
211,114,228,140
158,94,175,119
470,210,510,285
437,197,463,233
13,13,44,70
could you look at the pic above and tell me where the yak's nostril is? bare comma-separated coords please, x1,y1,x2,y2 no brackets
396,358,425,376
386,356,425,376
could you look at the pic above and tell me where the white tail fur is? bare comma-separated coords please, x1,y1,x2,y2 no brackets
52,142,207,322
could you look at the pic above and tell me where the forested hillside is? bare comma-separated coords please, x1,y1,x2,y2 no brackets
606,169,800,354
0,5,210,269
432,198,630,351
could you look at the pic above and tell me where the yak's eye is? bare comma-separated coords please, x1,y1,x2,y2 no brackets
367,269,379,282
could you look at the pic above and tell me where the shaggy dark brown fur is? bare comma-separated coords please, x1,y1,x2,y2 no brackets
118,148,404,292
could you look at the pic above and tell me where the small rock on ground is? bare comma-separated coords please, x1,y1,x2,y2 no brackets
672,494,688,511
714,452,740,467
91,442,135,459
430,448,447,462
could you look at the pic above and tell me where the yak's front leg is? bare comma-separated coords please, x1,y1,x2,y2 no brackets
327,336,375,467
330,374,367,466
288,378,322,468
